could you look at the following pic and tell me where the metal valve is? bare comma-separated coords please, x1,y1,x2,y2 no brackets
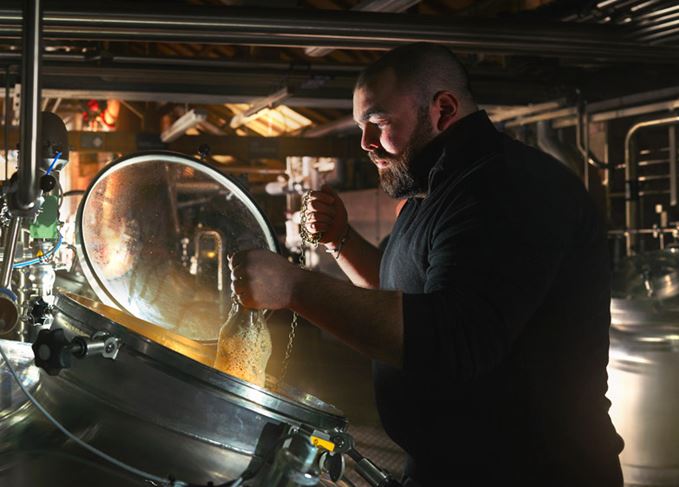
32,328,121,376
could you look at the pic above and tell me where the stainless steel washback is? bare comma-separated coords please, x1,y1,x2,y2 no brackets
609,247,679,486
0,151,347,486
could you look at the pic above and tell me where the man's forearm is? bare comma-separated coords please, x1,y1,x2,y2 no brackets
329,226,382,289
290,268,403,367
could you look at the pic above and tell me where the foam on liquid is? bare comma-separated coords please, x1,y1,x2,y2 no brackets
213,310,271,387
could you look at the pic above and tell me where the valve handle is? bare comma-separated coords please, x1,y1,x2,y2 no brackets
32,328,76,376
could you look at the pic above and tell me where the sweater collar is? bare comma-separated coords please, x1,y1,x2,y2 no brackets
409,110,501,197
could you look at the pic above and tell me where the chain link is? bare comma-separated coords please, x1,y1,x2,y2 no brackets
279,191,318,387
298,190,321,248
279,311,297,385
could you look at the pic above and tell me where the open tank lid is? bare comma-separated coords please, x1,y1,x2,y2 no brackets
75,151,278,343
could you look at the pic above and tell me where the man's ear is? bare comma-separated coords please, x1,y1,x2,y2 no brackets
433,91,459,132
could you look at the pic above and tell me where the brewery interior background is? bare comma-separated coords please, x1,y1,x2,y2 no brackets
1,0,679,486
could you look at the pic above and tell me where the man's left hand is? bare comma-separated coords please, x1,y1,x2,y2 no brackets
229,249,301,310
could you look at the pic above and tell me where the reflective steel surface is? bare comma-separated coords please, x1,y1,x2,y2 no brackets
0,339,39,427
609,249,679,485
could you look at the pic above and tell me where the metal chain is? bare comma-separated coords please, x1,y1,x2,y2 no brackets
298,191,320,247
278,191,317,387
279,311,297,386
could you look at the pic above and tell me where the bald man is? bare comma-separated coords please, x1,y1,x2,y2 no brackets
229,43,623,486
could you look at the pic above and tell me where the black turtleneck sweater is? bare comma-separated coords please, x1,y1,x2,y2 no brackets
376,111,623,486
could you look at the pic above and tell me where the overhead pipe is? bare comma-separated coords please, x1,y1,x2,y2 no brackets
304,115,357,138
304,0,422,57
624,115,679,255
506,94,679,129
489,99,566,123
0,51,365,75
0,5,678,62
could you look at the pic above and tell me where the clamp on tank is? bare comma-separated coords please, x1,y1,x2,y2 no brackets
256,429,319,486
31,328,121,376
314,430,403,487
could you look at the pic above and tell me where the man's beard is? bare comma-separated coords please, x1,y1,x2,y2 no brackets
371,108,436,199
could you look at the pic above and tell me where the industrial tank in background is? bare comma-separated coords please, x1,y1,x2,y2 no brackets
609,247,679,486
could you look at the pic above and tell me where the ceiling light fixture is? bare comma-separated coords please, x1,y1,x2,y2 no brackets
161,108,207,143
229,87,291,129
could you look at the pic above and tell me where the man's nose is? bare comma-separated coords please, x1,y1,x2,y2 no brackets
360,124,380,152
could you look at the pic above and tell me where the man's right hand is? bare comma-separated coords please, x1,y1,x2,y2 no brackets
303,184,349,248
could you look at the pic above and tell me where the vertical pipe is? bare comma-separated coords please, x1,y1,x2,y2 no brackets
0,217,21,289
583,111,590,191
624,136,639,256
576,101,590,188
15,0,42,211
4,65,9,180
670,125,677,207
602,121,612,223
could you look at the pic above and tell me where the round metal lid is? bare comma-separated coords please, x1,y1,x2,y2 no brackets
75,151,278,342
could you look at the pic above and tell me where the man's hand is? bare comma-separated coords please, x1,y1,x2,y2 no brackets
303,184,348,248
229,249,302,310
230,249,403,367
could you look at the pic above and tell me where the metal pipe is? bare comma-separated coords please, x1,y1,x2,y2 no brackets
0,216,21,288
0,51,365,75
0,5,678,62
608,228,679,236
304,0,422,58
611,189,670,197
503,107,577,128
7,88,354,110
489,99,566,123
584,109,590,191
506,86,679,128
3,65,9,180
576,102,589,189
624,115,679,255
670,125,677,206
14,0,42,212
554,98,679,128
304,115,357,138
